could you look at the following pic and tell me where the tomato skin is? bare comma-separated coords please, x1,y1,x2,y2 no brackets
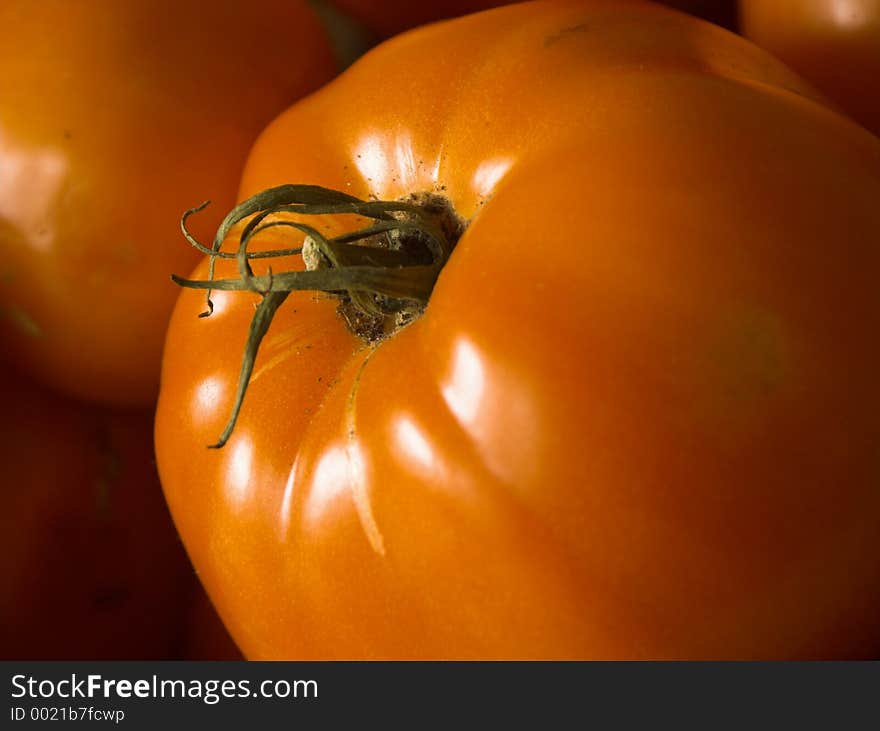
156,1,880,659
739,0,880,136
0,0,335,406
0,369,193,660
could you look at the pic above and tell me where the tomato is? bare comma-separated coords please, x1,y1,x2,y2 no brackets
1,367,192,660
739,0,880,136
328,0,736,36
156,1,880,659
0,0,335,406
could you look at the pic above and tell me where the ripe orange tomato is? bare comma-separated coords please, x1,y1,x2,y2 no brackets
156,0,880,659
739,0,880,136
0,0,335,406
1,368,192,660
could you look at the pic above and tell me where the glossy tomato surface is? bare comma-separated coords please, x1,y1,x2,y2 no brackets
739,0,880,136
1,369,192,660
0,0,335,406
156,0,880,659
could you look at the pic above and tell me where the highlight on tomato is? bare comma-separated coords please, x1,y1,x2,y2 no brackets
0,0,336,406
739,0,880,136
156,0,880,659
0,367,192,660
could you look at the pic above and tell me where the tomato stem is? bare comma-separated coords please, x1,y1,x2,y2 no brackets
172,184,462,448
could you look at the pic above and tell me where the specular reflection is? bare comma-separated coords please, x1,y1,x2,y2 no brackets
441,336,486,429
828,0,871,28
470,156,513,198
303,444,348,526
0,129,67,253
352,131,438,193
392,414,443,480
222,436,254,514
440,335,539,486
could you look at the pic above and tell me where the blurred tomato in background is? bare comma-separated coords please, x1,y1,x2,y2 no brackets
0,0,336,407
0,367,192,659
739,0,880,136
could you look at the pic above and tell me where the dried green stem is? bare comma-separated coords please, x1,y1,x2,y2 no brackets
172,184,457,448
